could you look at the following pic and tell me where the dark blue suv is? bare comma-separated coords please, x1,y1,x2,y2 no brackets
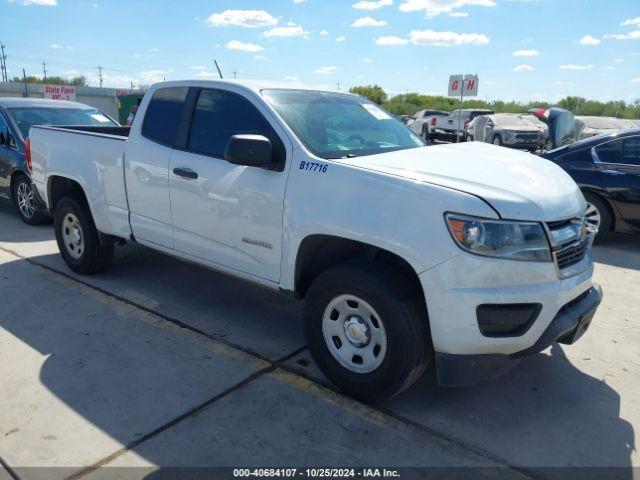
0,97,117,224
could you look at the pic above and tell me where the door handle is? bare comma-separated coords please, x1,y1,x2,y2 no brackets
600,169,626,176
173,167,198,180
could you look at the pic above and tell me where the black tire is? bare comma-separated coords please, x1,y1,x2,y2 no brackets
304,261,432,402
583,192,613,236
12,174,50,225
492,134,503,146
54,197,114,274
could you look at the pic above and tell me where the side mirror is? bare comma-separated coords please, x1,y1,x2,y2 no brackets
225,134,275,169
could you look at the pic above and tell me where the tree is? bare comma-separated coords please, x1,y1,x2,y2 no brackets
349,85,387,105
10,75,86,86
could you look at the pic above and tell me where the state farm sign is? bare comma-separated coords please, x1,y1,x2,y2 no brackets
43,85,77,101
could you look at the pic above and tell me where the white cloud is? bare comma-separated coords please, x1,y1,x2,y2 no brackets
10,0,57,5
254,55,268,60
335,36,347,42
513,49,539,56
225,40,264,52
319,29,329,35
50,43,64,49
513,64,534,72
293,0,307,3
559,64,594,70
363,58,374,62
148,47,159,53
351,17,388,27
449,12,468,17
314,66,338,74
285,75,301,81
191,65,207,70
553,81,573,85
614,58,624,63
632,78,640,83
375,35,409,45
205,9,278,28
409,29,490,46
621,17,640,27
138,70,168,84
263,24,308,37
352,0,393,10
605,30,640,40
579,35,601,46
399,0,496,17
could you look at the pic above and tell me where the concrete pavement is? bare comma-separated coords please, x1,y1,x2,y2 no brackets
0,203,637,479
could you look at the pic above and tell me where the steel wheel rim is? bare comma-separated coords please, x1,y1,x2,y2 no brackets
322,294,387,374
585,202,601,232
17,182,35,219
493,137,500,145
61,213,85,260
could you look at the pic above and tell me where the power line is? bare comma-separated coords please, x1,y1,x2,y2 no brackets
0,43,7,82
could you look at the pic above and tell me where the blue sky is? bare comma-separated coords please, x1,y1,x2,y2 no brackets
2,0,639,102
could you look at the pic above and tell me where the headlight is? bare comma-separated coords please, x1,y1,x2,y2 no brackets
445,214,551,262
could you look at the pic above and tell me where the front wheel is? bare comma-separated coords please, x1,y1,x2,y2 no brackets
493,135,503,146
54,197,114,274
12,174,50,225
304,262,432,402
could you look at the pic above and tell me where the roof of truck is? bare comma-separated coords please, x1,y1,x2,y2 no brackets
150,79,345,95
0,97,94,109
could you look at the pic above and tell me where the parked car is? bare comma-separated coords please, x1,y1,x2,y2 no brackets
29,80,601,401
575,116,637,140
409,109,448,138
469,113,546,151
0,97,118,224
543,129,640,235
427,109,493,143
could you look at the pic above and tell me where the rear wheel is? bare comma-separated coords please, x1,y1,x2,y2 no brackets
493,135,503,146
583,192,612,236
304,261,432,402
54,197,114,274
12,174,50,225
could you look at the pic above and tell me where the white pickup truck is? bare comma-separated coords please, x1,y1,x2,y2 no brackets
29,80,602,401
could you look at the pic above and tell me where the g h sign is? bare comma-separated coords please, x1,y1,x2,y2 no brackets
448,74,479,98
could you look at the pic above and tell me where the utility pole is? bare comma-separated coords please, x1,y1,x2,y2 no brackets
336,80,341,91
97,65,103,88
214,60,223,79
42,60,47,81
0,43,8,82
232,69,238,79
22,68,29,98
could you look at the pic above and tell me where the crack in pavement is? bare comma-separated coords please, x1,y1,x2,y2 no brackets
0,244,540,480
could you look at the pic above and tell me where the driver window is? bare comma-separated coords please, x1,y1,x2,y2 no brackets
187,89,285,164
0,114,13,148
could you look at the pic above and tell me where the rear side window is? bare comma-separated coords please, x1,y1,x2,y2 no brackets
141,87,188,147
595,139,622,164
187,89,285,164
622,137,640,165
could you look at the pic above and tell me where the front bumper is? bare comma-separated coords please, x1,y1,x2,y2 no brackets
435,283,602,386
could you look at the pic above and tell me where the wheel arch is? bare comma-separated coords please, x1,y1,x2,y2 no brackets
293,234,427,310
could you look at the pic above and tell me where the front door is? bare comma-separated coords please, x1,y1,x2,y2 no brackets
168,87,290,283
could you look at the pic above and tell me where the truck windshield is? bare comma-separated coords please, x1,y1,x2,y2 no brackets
8,107,116,138
263,89,425,159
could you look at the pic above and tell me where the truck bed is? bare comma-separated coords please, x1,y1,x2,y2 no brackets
30,125,132,241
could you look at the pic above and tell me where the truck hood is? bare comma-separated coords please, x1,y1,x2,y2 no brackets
339,142,584,222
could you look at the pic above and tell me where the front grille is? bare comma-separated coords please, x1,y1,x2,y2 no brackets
555,238,590,270
515,133,538,140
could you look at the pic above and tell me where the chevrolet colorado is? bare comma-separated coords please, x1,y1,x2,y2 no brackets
29,80,602,401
